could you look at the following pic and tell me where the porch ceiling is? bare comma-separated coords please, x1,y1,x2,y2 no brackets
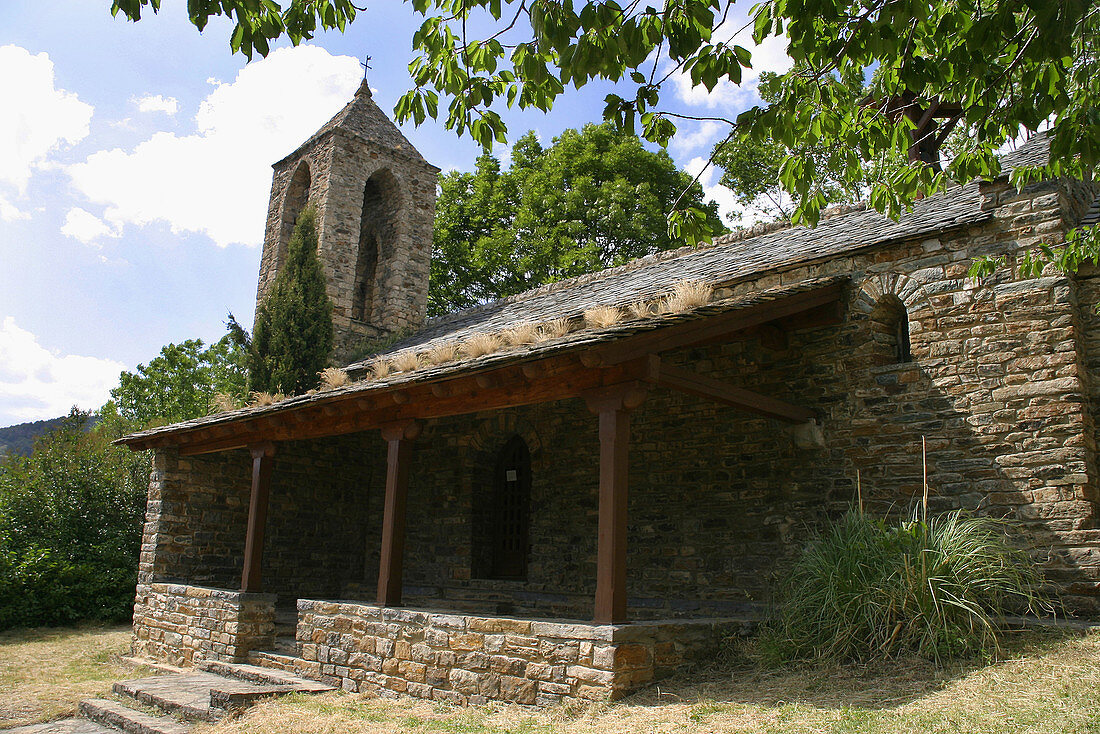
117,276,846,456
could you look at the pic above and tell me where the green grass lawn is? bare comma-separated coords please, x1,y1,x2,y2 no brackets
4,625,1100,733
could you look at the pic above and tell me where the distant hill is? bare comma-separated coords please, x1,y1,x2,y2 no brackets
0,416,70,457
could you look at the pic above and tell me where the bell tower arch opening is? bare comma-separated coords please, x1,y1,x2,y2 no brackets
354,169,402,324
278,161,312,267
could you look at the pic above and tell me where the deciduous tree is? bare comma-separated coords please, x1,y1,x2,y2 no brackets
107,336,247,426
430,123,725,315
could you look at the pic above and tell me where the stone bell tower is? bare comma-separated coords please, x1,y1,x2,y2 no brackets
256,78,440,362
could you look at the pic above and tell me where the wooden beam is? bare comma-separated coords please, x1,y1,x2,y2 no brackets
241,442,276,593
377,419,421,607
174,355,659,455
657,365,815,423
585,384,647,625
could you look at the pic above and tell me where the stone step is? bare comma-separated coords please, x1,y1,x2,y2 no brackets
198,660,334,693
2,717,119,734
112,672,290,723
247,649,302,674
78,699,190,734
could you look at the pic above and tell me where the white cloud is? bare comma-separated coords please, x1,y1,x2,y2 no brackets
0,317,125,423
686,154,786,228
134,94,179,115
0,195,29,222
671,120,724,156
68,45,362,248
0,45,93,194
60,207,119,245
686,156,739,227
670,25,792,109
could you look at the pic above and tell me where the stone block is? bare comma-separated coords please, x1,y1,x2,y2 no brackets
499,675,536,705
449,668,481,695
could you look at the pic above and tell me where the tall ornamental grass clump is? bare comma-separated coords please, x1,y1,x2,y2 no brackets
762,509,1047,664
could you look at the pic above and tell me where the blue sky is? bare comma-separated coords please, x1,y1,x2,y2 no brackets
0,1,790,427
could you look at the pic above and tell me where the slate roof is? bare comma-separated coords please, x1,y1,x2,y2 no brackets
118,276,844,445
275,80,436,169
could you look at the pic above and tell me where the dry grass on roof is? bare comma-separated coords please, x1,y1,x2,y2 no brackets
210,392,241,413
391,350,422,373
196,630,1100,734
368,357,394,379
584,305,624,329
318,367,351,391
461,332,503,358
424,341,460,366
664,279,714,314
249,391,286,407
503,322,540,347
538,317,573,341
628,300,656,320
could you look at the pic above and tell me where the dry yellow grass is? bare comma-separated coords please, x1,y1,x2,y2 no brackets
627,300,656,320
583,305,624,329
0,625,156,728
664,279,714,314
318,367,351,391
391,350,423,373
198,630,1100,734
249,391,286,407
209,392,241,413
368,357,394,380
503,323,541,347
538,318,573,341
461,332,503,359
424,341,461,366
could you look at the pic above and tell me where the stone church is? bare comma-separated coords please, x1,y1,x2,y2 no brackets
120,79,1100,704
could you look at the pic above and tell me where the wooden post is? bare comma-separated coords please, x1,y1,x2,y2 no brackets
377,419,422,607
585,383,648,625
241,442,276,593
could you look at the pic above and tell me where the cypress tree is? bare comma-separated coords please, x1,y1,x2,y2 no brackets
247,205,333,394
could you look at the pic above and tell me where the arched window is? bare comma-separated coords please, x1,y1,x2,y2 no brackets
479,436,531,580
353,169,402,323
278,161,311,267
870,294,912,364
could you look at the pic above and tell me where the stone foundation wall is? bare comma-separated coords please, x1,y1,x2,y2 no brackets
132,583,275,666
288,600,749,704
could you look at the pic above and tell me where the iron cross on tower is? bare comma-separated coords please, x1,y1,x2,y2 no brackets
361,55,372,81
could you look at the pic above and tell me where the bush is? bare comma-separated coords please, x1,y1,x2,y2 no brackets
761,509,1047,664
0,410,147,630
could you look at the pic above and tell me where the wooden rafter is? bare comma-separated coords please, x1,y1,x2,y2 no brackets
657,365,814,423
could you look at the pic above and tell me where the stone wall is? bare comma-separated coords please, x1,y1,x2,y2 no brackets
285,600,748,704
132,583,275,666
137,449,251,589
